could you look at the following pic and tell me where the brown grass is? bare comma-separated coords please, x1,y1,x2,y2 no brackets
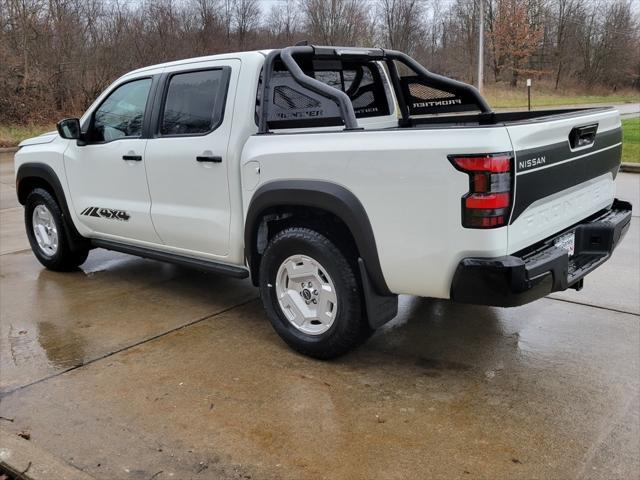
0,124,56,148
484,84,639,109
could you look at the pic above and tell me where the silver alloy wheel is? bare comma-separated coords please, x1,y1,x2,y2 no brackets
32,204,59,257
275,254,338,335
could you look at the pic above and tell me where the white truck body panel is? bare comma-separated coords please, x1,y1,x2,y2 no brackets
18,132,57,147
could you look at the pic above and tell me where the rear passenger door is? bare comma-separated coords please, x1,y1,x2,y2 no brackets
145,60,239,257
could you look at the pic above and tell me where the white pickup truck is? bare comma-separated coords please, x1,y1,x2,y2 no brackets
15,45,632,358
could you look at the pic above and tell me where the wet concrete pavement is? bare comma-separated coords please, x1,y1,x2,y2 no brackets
0,152,639,479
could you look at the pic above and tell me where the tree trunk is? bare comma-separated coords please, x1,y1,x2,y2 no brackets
554,63,563,90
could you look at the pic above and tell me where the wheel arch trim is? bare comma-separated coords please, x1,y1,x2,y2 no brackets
16,162,88,250
245,180,391,295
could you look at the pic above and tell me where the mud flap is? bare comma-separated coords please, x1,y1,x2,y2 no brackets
357,258,398,329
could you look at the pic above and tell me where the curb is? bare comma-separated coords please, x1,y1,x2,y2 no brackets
0,147,18,154
0,430,96,480
621,163,640,173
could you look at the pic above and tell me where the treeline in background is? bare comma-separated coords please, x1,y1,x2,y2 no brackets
1,0,639,125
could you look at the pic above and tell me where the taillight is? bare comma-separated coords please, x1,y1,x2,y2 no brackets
448,153,513,229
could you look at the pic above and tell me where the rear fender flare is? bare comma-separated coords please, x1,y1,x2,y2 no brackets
245,180,391,296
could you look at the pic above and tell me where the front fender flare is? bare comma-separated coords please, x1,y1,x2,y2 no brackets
16,162,88,251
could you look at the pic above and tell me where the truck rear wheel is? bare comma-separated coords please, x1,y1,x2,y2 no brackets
259,227,371,359
25,188,89,271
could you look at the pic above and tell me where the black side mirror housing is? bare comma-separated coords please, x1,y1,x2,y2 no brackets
56,118,82,140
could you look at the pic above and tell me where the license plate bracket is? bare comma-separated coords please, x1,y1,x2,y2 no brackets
554,231,576,257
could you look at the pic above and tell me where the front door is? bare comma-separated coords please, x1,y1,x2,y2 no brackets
64,76,162,244
144,60,239,257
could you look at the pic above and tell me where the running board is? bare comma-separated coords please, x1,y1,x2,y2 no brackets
91,239,249,278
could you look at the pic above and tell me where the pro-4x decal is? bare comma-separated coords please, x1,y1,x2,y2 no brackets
81,207,130,221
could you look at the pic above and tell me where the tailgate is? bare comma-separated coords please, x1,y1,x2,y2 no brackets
507,108,622,253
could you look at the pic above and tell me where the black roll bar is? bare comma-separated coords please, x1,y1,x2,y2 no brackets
384,49,492,117
280,46,360,130
259,49,280,134
258,45,493,134
383,56,411,127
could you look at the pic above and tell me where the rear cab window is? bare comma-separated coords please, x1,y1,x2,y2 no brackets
257,59,396,131
159,68,230,136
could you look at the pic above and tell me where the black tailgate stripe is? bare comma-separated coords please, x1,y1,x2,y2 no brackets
515,127,621,173
511,128,622,223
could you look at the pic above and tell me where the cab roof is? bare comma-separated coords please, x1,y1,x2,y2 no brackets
123,50,271,78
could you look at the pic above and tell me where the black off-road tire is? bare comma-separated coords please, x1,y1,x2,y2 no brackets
25,188,89,271
259,227,371,359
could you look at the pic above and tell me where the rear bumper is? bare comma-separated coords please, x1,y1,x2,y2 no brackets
450,199,632,307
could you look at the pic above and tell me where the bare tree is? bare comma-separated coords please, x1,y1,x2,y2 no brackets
191,0,224,55
553,0,580,88
265,0,301,45
376,0,425,55
299,0,374,45
234,0,260,49
585,0,638,88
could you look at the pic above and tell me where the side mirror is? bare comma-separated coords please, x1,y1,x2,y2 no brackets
56,118,81,140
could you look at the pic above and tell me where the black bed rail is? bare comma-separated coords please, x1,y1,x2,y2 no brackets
258,45,492,134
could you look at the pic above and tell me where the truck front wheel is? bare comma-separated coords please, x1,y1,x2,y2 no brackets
259,227,371,359
25,188,89,271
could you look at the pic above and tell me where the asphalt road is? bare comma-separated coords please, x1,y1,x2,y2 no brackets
0,153,638,480
614,102,640,118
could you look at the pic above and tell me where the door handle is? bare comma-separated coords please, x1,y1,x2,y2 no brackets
122,155,142,161
196,155,222,163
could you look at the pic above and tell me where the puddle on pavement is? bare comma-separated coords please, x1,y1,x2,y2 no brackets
36,320,87,369
4,319,86,372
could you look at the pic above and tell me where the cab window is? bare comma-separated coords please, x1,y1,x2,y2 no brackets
160,68,228,136
89,78,152,142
